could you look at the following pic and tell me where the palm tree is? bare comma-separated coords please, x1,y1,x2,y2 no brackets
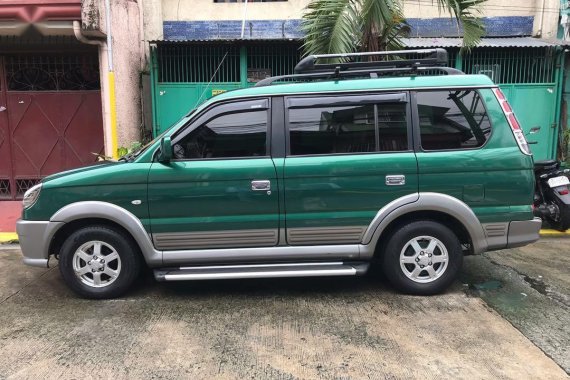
302,0,485,56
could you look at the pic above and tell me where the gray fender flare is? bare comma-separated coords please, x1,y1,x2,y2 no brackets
50,201,162,266
361,192,487,256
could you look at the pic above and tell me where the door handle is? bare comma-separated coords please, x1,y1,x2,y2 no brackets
386,175,406,186
251,180,271,191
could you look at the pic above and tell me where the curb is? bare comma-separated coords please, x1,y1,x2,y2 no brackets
539,229,570,237
0,232,18,244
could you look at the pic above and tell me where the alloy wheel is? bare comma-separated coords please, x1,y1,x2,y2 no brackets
399,235,449,284
72,240,122,288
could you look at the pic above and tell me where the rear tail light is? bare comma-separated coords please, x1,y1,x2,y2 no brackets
492,88,532,156
559,189,569,196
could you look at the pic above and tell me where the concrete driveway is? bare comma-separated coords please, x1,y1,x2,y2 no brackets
0,240,568,379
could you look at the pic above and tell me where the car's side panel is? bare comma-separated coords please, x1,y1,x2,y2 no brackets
147,158,280,249
24,163,152,230
412,89,535,224
360,192,488,257
49,201,162,266
283,152,419,235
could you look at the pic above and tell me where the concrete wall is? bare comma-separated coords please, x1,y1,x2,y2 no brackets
142,0,163,66
111,0,142,148
162,0,560,39
81,0,143,154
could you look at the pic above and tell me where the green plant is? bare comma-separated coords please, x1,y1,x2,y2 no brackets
117,141,143,158
301,0,485,57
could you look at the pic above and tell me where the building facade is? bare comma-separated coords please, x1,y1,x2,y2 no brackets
146,0,567,162
160,0,559,40
0,0,143,200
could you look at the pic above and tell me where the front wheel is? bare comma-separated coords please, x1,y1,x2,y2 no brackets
58,226,142,299
382,221,463,295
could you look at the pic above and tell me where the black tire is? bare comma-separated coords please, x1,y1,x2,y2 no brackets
382,220,463,295
548,201,570,231
58,226,142,299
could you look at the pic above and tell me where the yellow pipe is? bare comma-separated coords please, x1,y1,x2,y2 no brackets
108,71,118,158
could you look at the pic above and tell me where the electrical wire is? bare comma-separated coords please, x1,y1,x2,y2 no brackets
193,50,230,109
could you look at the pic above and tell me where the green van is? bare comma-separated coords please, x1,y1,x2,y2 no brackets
17,49,541,299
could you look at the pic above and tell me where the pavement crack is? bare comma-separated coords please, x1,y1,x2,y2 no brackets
0,267,56,305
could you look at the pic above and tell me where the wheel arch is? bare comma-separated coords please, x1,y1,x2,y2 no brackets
48,201,162,266
361,193,487,258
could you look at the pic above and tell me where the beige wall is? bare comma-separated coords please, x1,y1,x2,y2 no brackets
79,0,143,154
111,0,143,148
142,0,163,64
163,0,560,38
162,0,309,21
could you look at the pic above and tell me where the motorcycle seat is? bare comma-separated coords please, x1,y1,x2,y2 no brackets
534,160,558,170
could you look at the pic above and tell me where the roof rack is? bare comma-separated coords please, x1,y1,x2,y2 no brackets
255,48,463,87
294,48,449,73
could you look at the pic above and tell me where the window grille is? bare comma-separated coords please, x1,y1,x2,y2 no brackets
16,179,40,198
0,179,10,199
5,54,100,91
462,48,556,84
247,43,301,80
157,44,240,83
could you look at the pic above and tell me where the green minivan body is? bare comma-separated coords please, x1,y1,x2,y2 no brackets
17,69,542,299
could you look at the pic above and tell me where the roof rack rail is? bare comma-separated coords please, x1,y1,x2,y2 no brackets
294,48,449,74
254,48,463,87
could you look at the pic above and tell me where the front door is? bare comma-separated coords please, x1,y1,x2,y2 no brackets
148,98,280,250
282,93,418,245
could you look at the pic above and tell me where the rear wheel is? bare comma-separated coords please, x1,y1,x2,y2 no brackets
58,226,141,299
548,201,570,231
382,220,463,295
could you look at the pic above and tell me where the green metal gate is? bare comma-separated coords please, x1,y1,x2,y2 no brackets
150,41,301,137
150,41,562,160
460,48,562,160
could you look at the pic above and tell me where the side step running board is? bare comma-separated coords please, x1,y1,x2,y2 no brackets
154,261,369,282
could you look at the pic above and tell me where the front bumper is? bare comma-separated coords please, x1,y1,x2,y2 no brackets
16,219,63,268
506,218,542,248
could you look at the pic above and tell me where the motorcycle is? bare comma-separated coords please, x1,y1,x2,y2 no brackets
533,160,570,231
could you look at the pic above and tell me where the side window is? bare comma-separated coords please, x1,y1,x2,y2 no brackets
287,101,408,156
173,106,268,159
377,103,408,152
417,90,492,150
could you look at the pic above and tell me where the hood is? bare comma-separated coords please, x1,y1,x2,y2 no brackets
42,161,120,183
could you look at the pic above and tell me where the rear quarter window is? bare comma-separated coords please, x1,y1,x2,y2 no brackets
416,90,492,150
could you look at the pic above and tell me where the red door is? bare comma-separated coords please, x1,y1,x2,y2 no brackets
0,53,104,200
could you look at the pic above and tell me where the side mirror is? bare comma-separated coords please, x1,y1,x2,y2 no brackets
158,137,172,162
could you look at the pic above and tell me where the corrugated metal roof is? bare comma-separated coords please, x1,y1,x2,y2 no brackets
402,37,568,48
150,36,569,48
149,38,300,44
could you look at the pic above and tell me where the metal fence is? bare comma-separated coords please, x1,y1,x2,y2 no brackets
247,43,302,80
461,48,556,84
154,43,556,85
156,42,302,84
156,44,241,83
